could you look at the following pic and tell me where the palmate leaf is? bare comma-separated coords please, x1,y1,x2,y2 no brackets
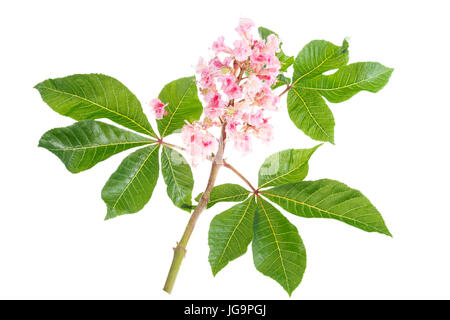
258,145,320,189
156,76,203,137
208,197,257,275
252,198,306,296
102,144,160,220
34,74,156,137
39,120,154,173
195,184,251,209
261,179,391,236
287,40,393,143
161,146,194,212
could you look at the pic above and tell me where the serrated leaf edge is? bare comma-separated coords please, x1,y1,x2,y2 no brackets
258,144,321,189
212,196,255,275
109,145,160,212
35,83,157,138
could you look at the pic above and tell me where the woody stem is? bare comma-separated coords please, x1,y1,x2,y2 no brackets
163,124,226,294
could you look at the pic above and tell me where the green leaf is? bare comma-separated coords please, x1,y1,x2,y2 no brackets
157,76,203,137
257,26,277,40
292,40,349,84
287,87,335,143
271,74,291,90
297,62,394,103
277,52,295,73
261,179,391,236
258,145,321,188
258,26,294,72
287,40,393,143
161,146,194,212
101,144,160,219
34,74,156,137
252,198,306,296
39,120,155,173
195,184,251,209
208,197,257,275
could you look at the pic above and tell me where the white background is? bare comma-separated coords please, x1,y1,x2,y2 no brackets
1,0,449,299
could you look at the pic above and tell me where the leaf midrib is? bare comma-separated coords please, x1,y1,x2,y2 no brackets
161,80,194,137
257,198,290,293
291,47,339,87
39,86,156,138
296,69,392,91
259,158,308,189
214,197,254,274
46,140,155,152
163,147,185,204
111,145,159,210
290,87,331,139
261,191,378,232
210,192,251,205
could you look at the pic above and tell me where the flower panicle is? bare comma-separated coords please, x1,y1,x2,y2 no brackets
151,18,282,165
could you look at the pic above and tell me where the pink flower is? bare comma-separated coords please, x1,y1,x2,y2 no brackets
250,51,270,65
225,83,242,99
258,67,279,86
246,109,264,127
233,99,250,112
209,56,232,71
195,57,208,74
235,18,254,42
265,34,281,54
204,105,221,120
190,18,283,160
242,74,263,100
256,121,274,143
254,84,279,109
252,39,266,51
233,40,252,62
149,98,168,119
221,74,236,88
266,55,281,69
181,123,218,166
236,18,254,33
200,70,215,89
226,120,239,137
270,95,280,110
201,134,218,152
221,74,242,99
233,131,252,154
204,91,225,119
212,36,231,55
